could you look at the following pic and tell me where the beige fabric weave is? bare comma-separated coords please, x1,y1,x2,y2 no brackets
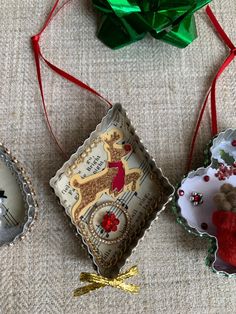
0,0,236,313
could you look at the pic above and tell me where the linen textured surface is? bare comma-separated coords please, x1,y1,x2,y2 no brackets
0,0,236,313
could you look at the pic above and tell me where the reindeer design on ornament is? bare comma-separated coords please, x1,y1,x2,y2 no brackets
70,129,142,224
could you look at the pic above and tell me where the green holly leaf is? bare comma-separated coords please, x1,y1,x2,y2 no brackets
220,150,235,166
211,158,220,169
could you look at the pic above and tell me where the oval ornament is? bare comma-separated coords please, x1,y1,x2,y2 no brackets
0,144,37,246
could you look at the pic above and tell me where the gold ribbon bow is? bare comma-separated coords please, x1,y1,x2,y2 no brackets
73,266,140,297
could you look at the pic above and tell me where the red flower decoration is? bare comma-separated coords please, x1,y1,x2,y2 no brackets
101,212,120,233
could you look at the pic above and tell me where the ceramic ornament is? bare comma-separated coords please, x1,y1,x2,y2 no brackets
174,129,236,276
0,144,38,247
50,104,174,277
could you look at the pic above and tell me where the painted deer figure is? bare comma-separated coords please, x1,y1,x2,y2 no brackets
70,129,141,224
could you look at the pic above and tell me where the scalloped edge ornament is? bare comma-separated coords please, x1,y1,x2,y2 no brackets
173,128,236,277
50,104,174,277
0,144,38,247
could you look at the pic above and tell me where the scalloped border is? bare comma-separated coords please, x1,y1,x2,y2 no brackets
172,128,236,277
50,104,174,276
0,144,38,247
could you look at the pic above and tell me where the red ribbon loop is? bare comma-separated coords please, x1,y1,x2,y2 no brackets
32,0,112,158
187,6,236,171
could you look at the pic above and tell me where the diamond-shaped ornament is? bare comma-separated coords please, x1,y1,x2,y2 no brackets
50,104,174,277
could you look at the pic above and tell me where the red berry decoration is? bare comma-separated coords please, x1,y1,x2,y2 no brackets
124,144,132,152
201,223,208,230
231,140,236,147
190,192,203,206
179,189,185,196
203,175,210,182
101,212,120,233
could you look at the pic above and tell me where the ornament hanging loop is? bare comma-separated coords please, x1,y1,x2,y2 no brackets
31,0,112,159
187,5,236,171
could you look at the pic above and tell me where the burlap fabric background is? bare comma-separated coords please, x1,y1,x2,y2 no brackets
0,0,236,313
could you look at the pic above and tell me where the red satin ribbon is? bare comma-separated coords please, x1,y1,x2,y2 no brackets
187,5,236,171
31,0,112,158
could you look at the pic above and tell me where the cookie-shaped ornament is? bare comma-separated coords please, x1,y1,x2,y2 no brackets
174,129,236,276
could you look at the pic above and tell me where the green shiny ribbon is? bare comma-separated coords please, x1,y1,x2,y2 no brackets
92,0,212,49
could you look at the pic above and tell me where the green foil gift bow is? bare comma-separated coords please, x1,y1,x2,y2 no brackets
92,0,212,49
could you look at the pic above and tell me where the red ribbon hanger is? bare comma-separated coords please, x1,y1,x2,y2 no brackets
187,5,236,171
32,3,235,168
31,0,112,159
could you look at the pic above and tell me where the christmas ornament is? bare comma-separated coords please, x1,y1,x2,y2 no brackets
0,144,37,246
92,0,211,49
50,104,174,279
173,6,236,276
32,0,174,295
